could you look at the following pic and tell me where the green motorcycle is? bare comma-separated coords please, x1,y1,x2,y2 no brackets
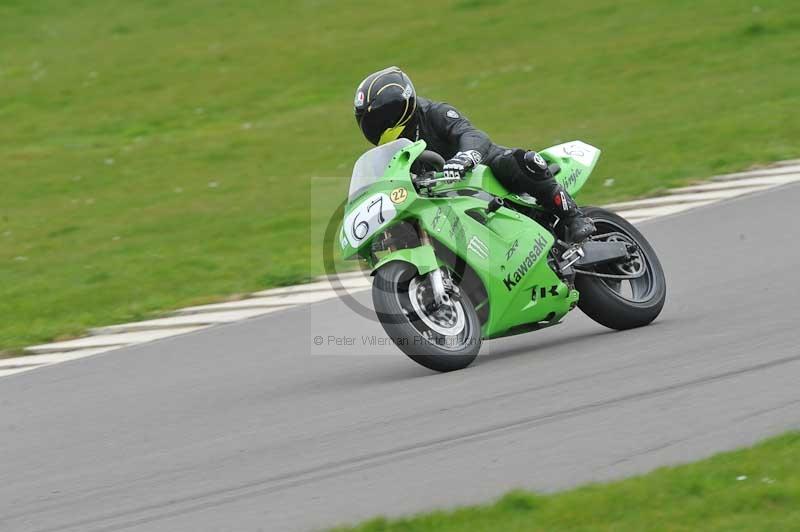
340,139,666,372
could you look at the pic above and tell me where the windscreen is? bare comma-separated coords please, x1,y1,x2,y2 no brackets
348,138,412,201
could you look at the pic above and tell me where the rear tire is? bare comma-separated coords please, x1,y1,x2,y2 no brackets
575,207,666,330
372,262,481,372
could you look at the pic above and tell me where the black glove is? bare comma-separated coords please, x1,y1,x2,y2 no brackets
443,150,482,179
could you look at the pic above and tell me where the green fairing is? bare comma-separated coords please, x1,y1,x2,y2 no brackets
458,165,509,198
340,139,595,339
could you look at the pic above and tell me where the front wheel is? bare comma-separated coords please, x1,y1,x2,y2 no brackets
372,262,481,372
574,207,666,330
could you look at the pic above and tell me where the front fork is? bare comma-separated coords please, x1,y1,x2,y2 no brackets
419,228,452,307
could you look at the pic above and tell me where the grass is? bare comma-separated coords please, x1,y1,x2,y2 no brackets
1,0,799,352
331,432,800,531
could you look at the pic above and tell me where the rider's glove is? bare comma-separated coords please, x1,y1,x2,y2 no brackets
443,150,482,179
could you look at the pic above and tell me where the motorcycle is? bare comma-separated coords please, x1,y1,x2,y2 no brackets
339,139,666,372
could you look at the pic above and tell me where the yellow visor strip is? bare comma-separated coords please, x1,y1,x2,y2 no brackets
378,125,405,145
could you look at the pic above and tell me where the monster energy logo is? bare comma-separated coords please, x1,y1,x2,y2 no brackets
467,236,489,259
503,235,548,291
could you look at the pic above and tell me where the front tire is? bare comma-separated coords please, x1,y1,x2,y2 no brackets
372,262,481,372
575,207,666,330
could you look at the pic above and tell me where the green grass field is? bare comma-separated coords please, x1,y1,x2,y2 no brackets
1,0,799,352
332,432,800,531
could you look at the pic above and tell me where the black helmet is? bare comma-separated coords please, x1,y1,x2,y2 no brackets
354,66,417,145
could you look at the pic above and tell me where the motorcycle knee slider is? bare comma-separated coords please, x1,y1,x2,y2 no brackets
512,149,552,181
512,150,574,213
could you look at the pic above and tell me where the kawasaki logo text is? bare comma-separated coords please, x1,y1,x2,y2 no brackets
503,235,548,291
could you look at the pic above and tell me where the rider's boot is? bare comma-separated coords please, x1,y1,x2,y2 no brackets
521,151,595,243
549,185,596,243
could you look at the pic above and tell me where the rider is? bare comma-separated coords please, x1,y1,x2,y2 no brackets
353,66,595,243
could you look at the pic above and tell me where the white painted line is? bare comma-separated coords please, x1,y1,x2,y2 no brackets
26,327,209,355
330,270,370,280
612,200,719,220
668,174,800,195
625,216,654,223
89,308,292,335
0,347,123,369
772,159,800,167
712,165,800,182
0,367,39,378
175,292,357,315
175,298,310,315
0,360,47,371
606,186,772,212
251,276,371,297
0,347,127,376
184,293,342,313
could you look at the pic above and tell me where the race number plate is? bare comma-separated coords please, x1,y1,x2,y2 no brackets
554,141,598,167
343,192,397,248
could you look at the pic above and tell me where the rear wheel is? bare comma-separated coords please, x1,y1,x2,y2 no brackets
574,207,666,330
372,262,481,372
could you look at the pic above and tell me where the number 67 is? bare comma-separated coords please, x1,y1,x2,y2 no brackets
351,196,385,241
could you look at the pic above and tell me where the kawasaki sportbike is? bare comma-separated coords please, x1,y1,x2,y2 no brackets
340,139,666,372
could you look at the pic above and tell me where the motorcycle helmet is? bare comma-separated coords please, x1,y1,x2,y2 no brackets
353,66,417,145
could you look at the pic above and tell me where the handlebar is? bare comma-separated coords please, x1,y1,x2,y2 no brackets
419,171,445,180
413,171,460,188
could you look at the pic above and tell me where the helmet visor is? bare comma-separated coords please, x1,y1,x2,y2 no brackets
357,100,405,145
378,125,405,145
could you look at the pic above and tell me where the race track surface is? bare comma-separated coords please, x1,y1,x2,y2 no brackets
2,184,799,532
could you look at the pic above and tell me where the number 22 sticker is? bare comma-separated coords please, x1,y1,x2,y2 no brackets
343,193,397,248
390,187,408,204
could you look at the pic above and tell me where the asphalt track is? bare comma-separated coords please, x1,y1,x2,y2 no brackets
2,184,799,532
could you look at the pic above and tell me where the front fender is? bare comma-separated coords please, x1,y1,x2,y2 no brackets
371,245,442,276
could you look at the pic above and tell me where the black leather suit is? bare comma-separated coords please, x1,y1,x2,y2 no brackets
405,97,559,199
